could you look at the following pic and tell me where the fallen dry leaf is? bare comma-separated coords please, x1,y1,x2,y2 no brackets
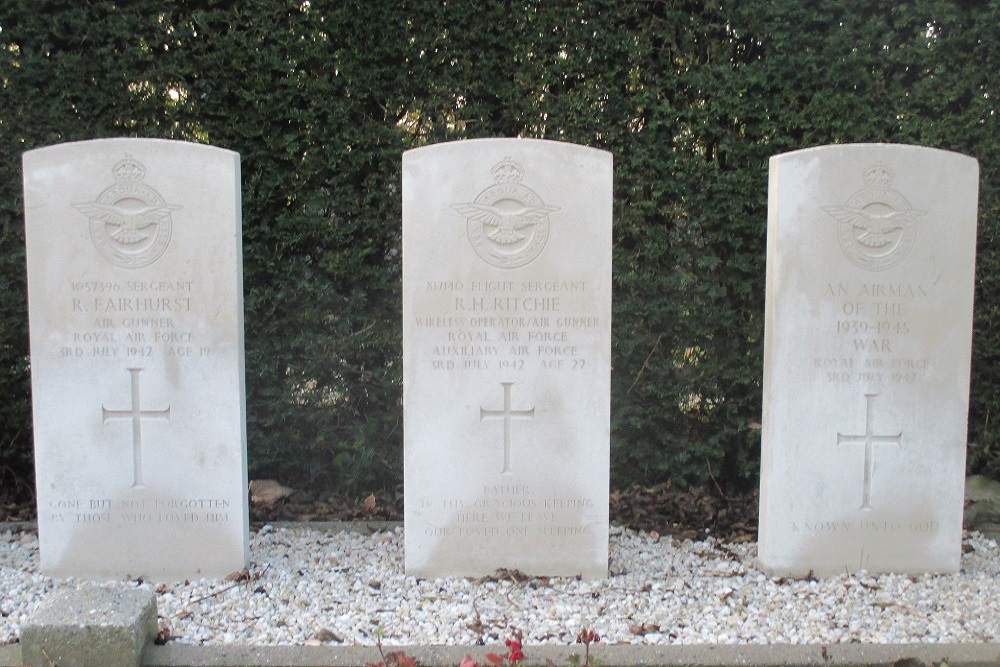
314,627,343,643
154,623,172,645
249,479,296,508
629,622,660,636
224,568,250,583
385,651,417,667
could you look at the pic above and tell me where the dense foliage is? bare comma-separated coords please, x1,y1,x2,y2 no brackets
1,1,998,500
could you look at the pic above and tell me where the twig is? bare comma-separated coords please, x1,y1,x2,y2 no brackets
705,457,725,498
183,564,270,607
505,590,520,609
627,333,662,396
184,581,243,606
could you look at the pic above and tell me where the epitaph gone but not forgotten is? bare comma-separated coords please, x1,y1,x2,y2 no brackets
24,139,249,578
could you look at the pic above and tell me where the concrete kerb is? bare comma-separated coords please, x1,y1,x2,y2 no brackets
140,643,1000,667
9,643,1000,667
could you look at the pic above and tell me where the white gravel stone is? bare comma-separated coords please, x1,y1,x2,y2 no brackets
1,524,999,647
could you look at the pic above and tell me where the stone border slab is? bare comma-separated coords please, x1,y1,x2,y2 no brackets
19,586,156,667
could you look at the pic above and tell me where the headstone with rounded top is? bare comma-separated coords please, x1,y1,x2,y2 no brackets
759,143,978,576
23,138,249,578
402,139,612,579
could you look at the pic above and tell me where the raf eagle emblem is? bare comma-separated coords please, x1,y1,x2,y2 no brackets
822,163,923,271
73,155,181,268
452,157,559,268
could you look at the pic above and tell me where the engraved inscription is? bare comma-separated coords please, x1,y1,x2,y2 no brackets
417,280,593,373
790,520,938,535
822,163,925,272
102,367,171,488
43,497,232,525
818,281,932,384
480,382,535,474
58,280,208,360
837,393,902,510
423,485,596,538
73,155,181,268
452,158,559,268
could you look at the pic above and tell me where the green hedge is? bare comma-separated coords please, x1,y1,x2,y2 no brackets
1,0,998,499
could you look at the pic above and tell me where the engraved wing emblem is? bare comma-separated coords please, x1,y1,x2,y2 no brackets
453,202,559,245
74,202,181,245
822,206,926,249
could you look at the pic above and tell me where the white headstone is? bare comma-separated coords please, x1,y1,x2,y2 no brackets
759,143,979,576
23,138,249,578
402,139,612,579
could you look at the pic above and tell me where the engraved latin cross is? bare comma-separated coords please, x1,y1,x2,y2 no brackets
102,367,171,488
837,393,902,510
480,381,535,474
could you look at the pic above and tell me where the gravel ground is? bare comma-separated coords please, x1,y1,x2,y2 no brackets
2,524,999,647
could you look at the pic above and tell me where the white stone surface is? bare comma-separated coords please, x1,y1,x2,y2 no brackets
402,139,612,579
759,144,979,576
23,138,249,578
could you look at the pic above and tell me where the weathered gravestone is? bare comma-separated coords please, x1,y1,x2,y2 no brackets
402,139,612,578
23,138,249,578
759,144,978,576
